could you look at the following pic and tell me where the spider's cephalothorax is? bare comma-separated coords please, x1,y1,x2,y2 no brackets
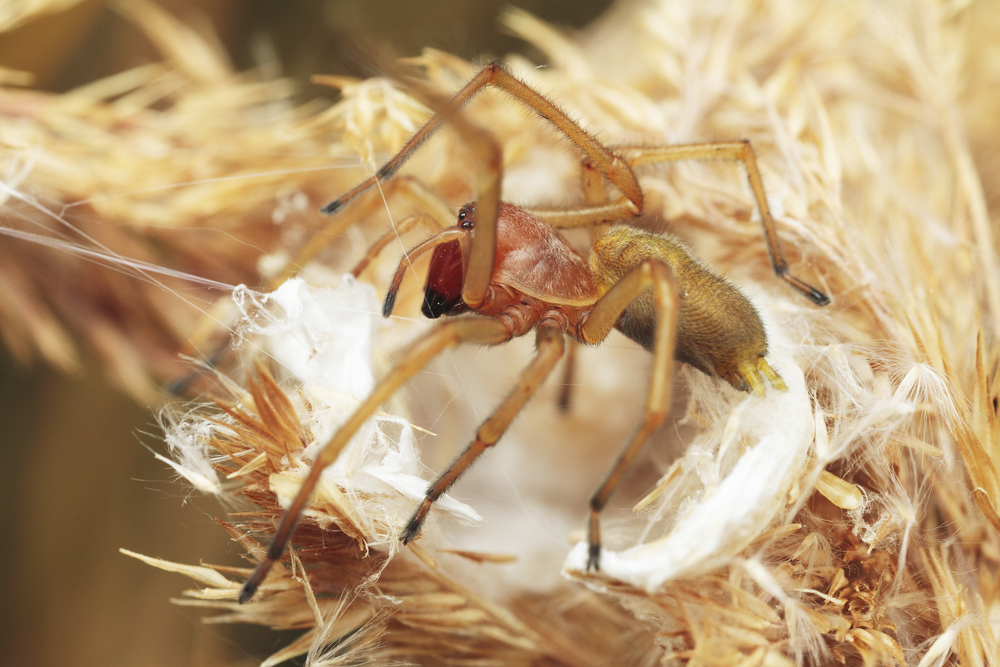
418,202,597,330
239,61,827,603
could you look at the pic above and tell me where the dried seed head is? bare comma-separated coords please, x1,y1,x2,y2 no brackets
45,1,996,665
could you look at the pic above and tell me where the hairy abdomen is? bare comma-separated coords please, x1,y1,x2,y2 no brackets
590,226,768,391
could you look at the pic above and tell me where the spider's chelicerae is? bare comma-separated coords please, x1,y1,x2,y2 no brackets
239,61,830,603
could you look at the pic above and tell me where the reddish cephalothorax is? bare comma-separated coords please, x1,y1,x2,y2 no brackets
417,203,597,329
239,61,828,604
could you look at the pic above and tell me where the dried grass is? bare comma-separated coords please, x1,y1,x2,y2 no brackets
6,0,1000,665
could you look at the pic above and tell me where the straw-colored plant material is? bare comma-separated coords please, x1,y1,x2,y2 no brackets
0,0,87,33
0,0,429,400
9,0,999,664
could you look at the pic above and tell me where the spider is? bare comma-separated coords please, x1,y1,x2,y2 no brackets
238,61,829,603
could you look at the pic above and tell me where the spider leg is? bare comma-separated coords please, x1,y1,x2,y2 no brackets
320,62,647,309
321,62,643,218
238,316,512,604
582,156,616,244
556,338,577,413
578,259,679,571
402,322,566,543
270,176,454,290
524,198,640,231
615,142,830,306
446,112,501,309
538,159,615,414
527,147,635,235
350,212,442,278
381,228,467,317
168,178,454,397
167,297,243,395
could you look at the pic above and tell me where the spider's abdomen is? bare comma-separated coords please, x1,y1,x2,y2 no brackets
590,226,768,391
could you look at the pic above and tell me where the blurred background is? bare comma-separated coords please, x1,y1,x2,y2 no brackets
0,1,611,665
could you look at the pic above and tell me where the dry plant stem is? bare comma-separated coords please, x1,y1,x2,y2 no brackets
239,317,512,603
106,1,1000,663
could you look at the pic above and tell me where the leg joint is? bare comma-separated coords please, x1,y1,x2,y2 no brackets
482,61,504,77
737,138,753,158
537,311,570,337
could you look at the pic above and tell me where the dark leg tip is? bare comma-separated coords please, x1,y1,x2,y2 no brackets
320,198,343,216
239,554,277,604
401,500,431,545
382,291,398,318
775,267,831,307
807,287,831,307
400,519,421,545
238,580,258,604
165,350,224,396
586,543,601,572
164,372,198,397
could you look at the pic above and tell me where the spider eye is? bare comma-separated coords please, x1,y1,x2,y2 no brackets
457,204,475,230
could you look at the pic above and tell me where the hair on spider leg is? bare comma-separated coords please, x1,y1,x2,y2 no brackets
238,60,830,603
